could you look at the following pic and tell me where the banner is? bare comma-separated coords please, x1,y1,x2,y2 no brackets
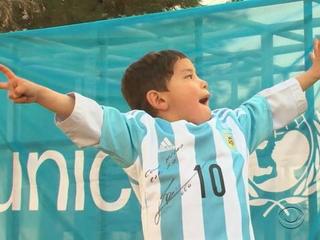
0,0,319,239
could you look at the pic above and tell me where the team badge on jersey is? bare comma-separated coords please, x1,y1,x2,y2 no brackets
223,132,236,149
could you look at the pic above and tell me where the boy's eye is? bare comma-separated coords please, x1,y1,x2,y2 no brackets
185,74,193,79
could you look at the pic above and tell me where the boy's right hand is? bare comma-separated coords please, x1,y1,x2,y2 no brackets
0,64,75,118
0,64,42,103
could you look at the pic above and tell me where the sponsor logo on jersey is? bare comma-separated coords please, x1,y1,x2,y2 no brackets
159,137,176,152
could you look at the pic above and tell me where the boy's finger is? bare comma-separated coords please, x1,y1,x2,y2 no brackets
13,96,29,104
14,85,24,94
8,92,20,99
309,52,315,62
12,95,35,104
0,64,16,80
0,82,9,89
314,39,319,57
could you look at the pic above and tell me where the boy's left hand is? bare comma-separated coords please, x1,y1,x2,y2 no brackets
309,39,320,80
296,39,320,91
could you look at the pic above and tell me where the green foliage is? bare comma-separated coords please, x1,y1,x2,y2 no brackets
100,0,200,18
0,0,44,32
0,0,201,32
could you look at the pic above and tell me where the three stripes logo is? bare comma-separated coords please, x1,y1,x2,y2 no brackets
159,137,176,152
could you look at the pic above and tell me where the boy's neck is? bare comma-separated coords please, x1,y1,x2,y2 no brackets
156,111,180,122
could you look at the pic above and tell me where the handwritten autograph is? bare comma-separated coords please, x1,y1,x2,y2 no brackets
154,173,195,225
144,144,183,183
143,143,211,225
165,144,183,168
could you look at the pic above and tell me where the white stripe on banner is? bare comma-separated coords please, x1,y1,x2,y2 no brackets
210,119,243,240
172,122,205,240
226,117,255,240
123,156,143,204
140,115,162,240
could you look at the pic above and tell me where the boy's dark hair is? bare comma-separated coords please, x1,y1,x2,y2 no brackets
121,50,187,116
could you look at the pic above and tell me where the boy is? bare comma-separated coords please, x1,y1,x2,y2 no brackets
0,40,319,240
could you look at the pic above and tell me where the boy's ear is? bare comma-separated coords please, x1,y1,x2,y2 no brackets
146,90,168,111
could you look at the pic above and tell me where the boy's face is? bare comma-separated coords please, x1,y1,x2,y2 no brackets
162,58,211,124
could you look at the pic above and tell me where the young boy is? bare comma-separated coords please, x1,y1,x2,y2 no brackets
0,40,319,240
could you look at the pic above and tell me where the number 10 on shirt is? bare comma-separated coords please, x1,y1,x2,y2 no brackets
194,164,226,198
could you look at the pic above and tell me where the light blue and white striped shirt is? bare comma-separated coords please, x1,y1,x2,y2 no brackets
57,78,307,240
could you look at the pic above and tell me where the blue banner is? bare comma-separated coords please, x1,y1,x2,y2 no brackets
0,0,319,239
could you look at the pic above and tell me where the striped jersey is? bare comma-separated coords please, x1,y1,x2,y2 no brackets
57,78,307,240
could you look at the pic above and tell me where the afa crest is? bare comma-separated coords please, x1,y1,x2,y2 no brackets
223,133,236,150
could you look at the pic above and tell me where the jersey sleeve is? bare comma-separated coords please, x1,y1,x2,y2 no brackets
55,93,147,168
55,93,103,147
259,78,307,129
98,107,147,168
232,78,307,153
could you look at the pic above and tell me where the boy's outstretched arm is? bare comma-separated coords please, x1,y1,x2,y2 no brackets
296,39,320,90
0,65,75,119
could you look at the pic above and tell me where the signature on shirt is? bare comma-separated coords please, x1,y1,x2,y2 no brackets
154,173,196,225
144,144,217,225
144,144,183,183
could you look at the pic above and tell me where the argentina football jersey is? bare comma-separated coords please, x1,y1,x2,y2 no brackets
56,78,307,240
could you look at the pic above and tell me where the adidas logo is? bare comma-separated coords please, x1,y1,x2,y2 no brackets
159,137,176,152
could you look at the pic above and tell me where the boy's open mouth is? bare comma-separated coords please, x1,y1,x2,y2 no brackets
199,96,209,105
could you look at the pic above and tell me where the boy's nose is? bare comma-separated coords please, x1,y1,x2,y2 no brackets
200,79,208,89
